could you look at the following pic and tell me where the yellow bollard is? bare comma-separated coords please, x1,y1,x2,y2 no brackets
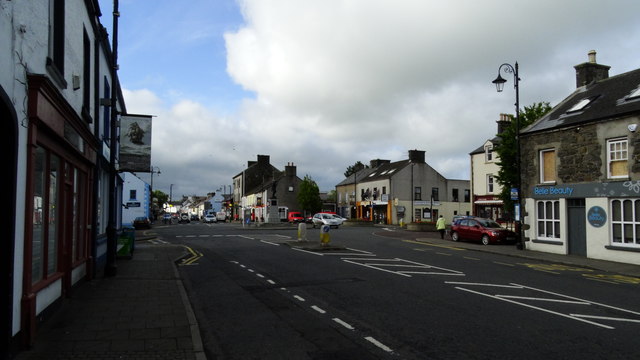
320,225,331,246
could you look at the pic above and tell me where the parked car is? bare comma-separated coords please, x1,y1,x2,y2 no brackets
203,214,217,223
288,211,305,223
328,214,346,225
179,213,190,223
190,214,199,221
311,212,342,228
450,217,517,245
133,216,151,229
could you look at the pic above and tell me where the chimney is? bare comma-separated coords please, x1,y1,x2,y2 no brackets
285,162,296,177
369,159,390,168
257,154,270,165
497,113,511,134
408,149,425,164
574,50,610,88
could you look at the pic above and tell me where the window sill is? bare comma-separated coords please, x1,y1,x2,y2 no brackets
531,239,563,245
605,245,640,253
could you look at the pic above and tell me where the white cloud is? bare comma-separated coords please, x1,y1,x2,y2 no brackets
119,0,640,196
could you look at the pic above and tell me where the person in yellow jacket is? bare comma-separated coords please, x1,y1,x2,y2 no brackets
436,215,446,239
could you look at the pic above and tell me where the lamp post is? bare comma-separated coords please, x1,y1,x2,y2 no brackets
492,62,524,250
150,166,161,192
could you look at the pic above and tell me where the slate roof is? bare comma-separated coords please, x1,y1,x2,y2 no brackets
522,68,640,134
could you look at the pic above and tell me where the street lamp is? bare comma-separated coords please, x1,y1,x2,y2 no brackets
150,166,161,192
492,62,524,250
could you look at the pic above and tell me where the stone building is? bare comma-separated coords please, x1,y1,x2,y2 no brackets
519,51,640,265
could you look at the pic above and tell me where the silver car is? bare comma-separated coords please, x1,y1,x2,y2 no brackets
311,213,342,228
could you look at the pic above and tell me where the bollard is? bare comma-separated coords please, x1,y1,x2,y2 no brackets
297,222,307,241
320,225,330,246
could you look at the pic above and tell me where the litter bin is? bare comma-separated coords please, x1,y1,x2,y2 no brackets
118,227,136,257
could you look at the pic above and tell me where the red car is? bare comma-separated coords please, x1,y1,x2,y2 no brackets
450,217,516,245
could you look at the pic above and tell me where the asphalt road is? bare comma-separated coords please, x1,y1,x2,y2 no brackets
152,221,640,360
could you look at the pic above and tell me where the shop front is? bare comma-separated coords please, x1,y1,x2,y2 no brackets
527,182,640,265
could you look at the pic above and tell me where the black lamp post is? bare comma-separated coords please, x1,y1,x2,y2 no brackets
492,62,525,250
150,166,161,192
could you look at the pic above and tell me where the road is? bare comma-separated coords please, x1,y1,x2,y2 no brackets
147,221,640,359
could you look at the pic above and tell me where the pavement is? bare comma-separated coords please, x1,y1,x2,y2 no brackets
14,225,640,360
15,241,206,360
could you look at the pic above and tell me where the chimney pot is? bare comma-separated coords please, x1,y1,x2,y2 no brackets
588,50,597,63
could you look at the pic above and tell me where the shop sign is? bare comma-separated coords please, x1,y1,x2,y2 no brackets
532,181,640,199
587,206,607,228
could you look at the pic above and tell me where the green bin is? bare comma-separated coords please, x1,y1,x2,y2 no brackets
118,227,136,256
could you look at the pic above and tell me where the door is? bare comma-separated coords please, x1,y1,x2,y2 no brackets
567,199,587,256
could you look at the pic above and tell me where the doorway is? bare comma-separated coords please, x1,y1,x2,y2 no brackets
567,199,587,256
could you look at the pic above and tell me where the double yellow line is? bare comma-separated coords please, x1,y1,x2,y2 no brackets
180,246,203,265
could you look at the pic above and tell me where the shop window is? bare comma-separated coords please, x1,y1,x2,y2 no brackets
610,199,640,247
607,138,628,179
31,147,61,284
540,149,556,183
536,200,560,240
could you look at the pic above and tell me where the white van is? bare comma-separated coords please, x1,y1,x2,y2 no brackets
216,211,227,222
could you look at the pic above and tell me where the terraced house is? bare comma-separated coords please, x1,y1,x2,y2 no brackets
1,0,130,354
520,51,640,265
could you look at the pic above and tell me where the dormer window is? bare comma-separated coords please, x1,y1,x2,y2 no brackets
484,144,493,162
567,98,592,113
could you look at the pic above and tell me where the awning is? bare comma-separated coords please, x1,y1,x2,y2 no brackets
474,200,503,205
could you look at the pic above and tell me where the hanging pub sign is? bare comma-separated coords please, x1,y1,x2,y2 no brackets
119,114,153,172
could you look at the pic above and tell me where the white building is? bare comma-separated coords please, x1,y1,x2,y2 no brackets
122,173,151,226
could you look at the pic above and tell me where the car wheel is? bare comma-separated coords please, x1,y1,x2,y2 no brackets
481,234,490,245
451,231,460,242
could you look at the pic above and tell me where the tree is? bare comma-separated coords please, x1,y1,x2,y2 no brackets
153,190,169,211
494,101,552,214
297,175,322,215
344,161,369,178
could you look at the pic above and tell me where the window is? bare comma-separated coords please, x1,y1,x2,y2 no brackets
487,175,495,193
129,190,137,200
537,200,560,240
628,87,640,100
610,199,640,247
47,0,66,86
414,187,422,201
431,187,439,201
452,188,459,202
567,98,592,113
607,138,628,178
464,189,470,202
485,145,493,162
540,149,557,183
31,147,61,284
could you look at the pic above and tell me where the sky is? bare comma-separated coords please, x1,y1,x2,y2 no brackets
97,0,640,199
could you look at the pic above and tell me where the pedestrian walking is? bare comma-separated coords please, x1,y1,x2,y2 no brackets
436,215,446,239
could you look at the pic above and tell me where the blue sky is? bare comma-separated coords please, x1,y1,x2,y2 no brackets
98,0,640,198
